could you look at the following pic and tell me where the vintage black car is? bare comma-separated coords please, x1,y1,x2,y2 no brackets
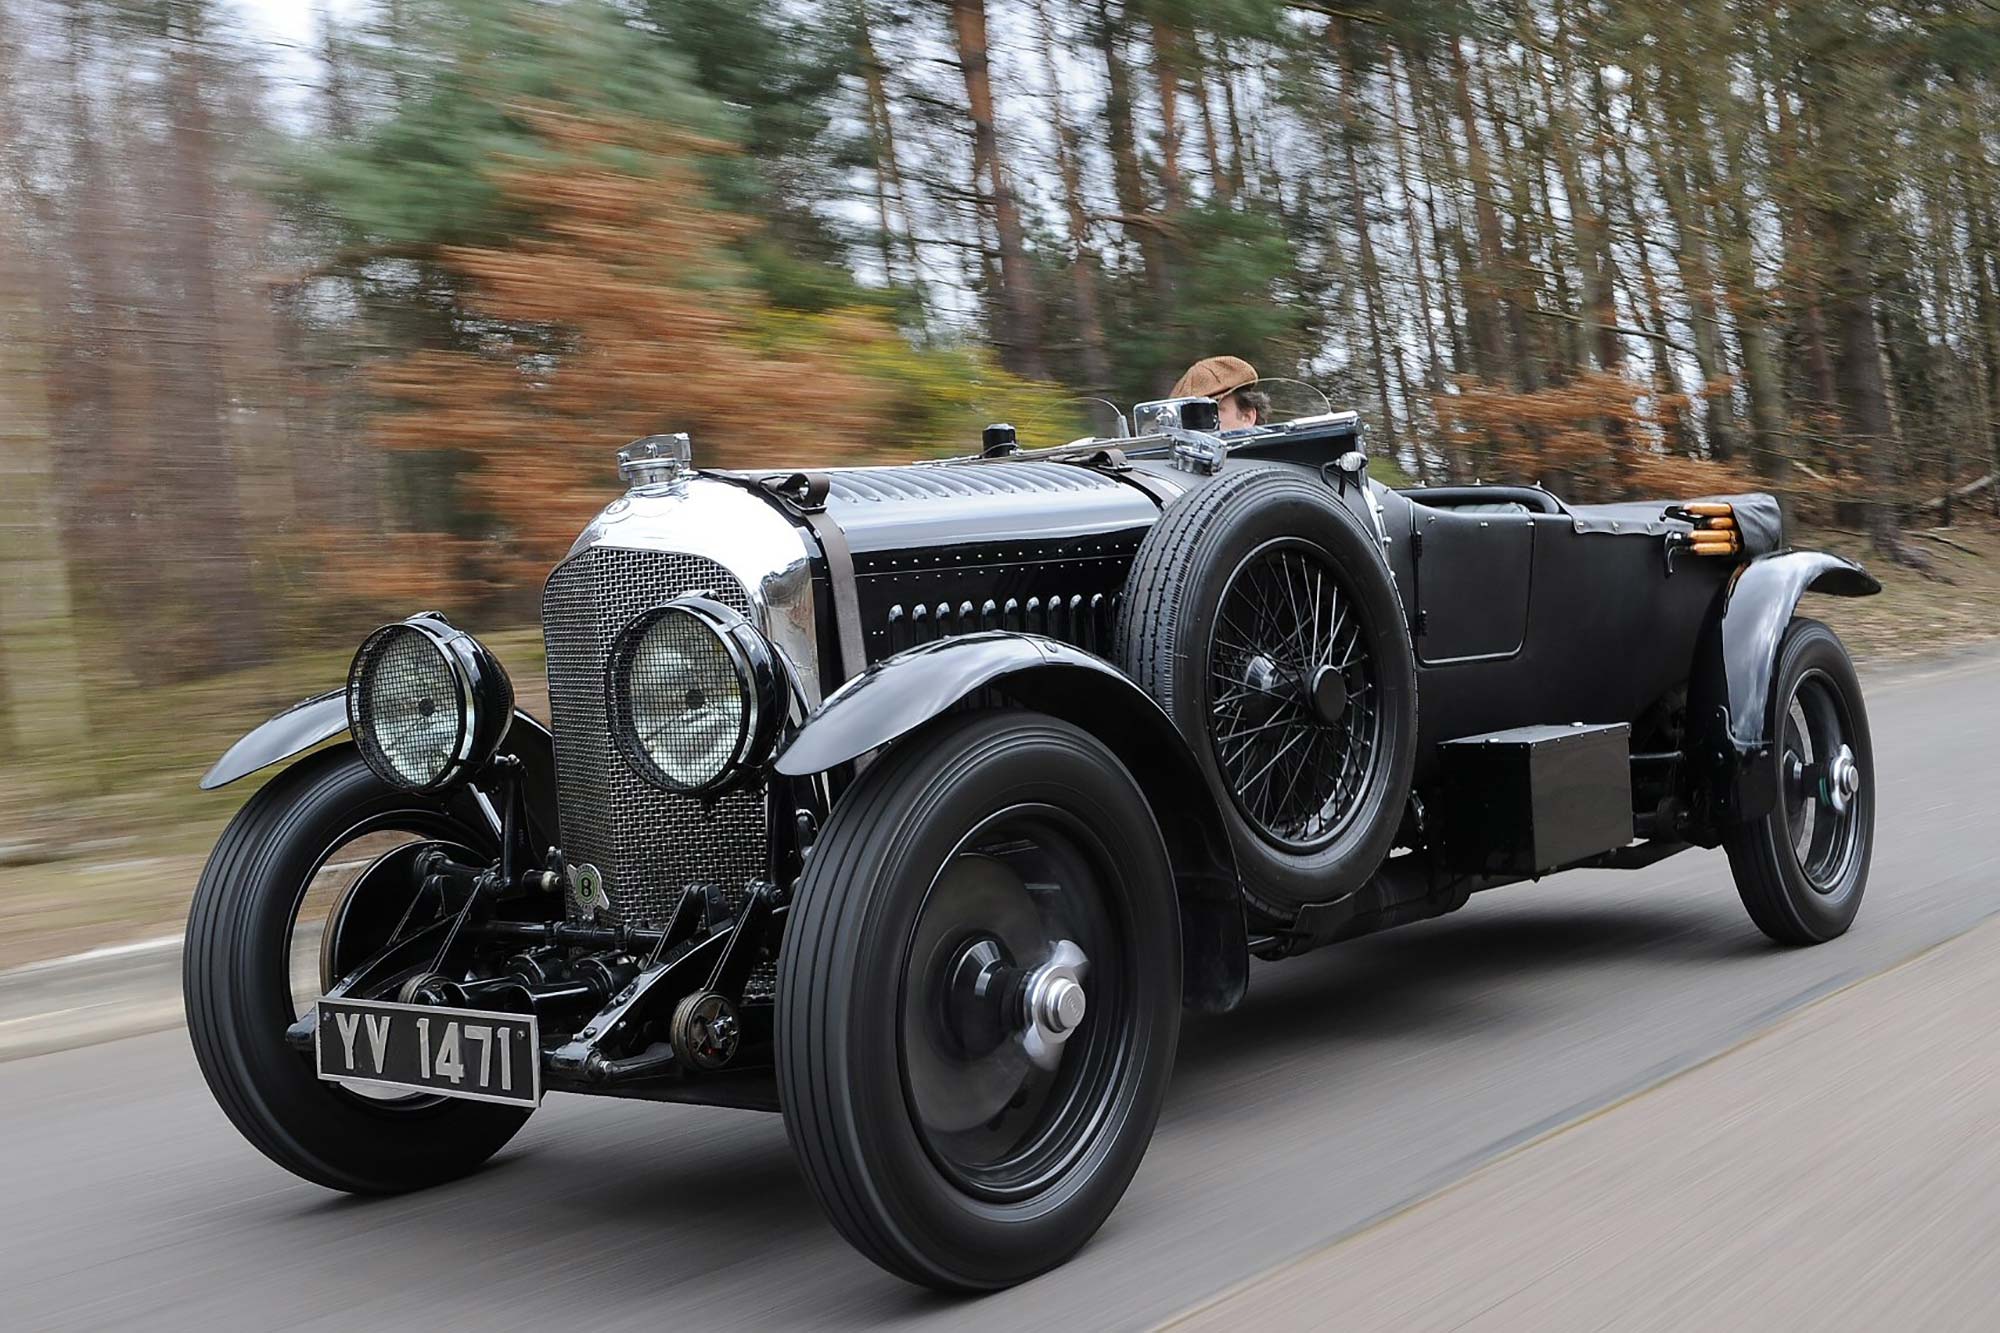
187,387,1878,1290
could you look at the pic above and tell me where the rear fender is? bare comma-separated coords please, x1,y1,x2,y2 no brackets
1687,551,1879,838
775,632,1248,1013
199,690,559,845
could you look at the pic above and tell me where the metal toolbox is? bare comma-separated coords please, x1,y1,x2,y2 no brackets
1437,722,1633,876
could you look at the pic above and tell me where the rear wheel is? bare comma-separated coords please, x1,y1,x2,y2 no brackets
185,746,532,1194
777,712,1180,1290
1724,619,1874,945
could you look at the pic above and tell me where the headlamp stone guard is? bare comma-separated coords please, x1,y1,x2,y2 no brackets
604,596,784,796
345,613,515,792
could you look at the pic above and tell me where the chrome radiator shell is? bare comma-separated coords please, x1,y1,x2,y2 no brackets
541,477,818,926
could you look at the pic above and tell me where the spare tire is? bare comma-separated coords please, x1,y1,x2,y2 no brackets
1114,466,1417,919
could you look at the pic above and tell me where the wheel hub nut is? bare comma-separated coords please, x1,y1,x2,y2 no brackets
1036,976,1087,1034
1828,745,1861,814
1019,940,1089,1071
1308,664,1348,726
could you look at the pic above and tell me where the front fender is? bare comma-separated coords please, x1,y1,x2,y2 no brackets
1688,551,1879,835
200,690,349,791
200,690,559,844
776,632,1248,1013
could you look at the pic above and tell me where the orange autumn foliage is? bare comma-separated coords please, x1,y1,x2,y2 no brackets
322,116,924,601
1437,370,1755,499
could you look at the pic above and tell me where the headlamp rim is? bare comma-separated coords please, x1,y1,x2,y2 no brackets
605,596,781,796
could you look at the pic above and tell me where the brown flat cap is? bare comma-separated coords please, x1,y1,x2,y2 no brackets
1170,355,1258,400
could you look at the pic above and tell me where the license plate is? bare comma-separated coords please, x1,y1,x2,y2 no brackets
315,998,541,1108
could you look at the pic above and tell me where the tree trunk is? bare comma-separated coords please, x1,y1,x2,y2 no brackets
1643,68,1738,460
1096,1,1168,302
1601,83,1691,455
46,0,156,699
1151,16,1186,215
1476,61,1546,392
1769,76,1842,431
1828,221,1904,554
1682,5,1787,480
1334,25,1400,458
1958,78,2000,516
1525,9,1625,492
857,2,908,286
1403,50,1469,392
949,0,1045,378
1384,48,1446,400
1190,53,1227,196
1032,0,1111,389
1443,39,1510,382
1217,56,1248,197
161,0,267,671
1527,9,1618,377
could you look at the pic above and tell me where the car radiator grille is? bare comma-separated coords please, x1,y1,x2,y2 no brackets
541,546,768,931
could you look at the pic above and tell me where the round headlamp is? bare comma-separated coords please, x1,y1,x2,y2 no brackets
346,614,514,792
606,597,782,795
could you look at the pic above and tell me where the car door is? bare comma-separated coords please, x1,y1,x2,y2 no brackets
1409,503,1535,664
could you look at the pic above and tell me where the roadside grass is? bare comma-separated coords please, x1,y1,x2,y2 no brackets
1796,520,2000,661
0,625,548,970
1,520,1995,970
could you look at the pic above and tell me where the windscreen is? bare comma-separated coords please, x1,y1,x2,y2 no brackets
1229,378,1334,430
1016,396,1130,449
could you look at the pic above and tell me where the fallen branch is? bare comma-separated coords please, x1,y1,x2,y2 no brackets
1910,529,1982,557
1913,473,1995,511
1872,526,1955,584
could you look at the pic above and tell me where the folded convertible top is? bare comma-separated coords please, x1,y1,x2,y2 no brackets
1566,491,1783,557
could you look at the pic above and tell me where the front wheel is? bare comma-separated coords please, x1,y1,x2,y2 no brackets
1724,618,1874,945
184,745,532,1193
777,712,1181,1290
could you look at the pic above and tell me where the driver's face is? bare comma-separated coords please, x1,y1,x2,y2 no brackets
1218,393,1256,431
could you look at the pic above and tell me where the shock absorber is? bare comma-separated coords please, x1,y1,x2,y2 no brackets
403,950,639,1025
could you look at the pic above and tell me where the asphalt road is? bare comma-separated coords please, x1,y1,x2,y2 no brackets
4,642,1997,1331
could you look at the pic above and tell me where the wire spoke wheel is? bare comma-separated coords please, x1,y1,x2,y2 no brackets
1207,538,1382,851
1116,466,1418,915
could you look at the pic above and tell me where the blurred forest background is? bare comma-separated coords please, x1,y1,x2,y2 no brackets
3,0,2000,956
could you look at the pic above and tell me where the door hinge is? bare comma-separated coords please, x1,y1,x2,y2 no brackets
1410,529,1424,560
1413,608,1428,637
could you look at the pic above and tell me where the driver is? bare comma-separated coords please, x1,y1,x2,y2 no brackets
1170,355,1270,430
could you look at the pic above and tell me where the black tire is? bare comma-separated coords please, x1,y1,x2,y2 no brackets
184,745,532,1194
777,712,1180,1291
1724,618,1874,945
1115,465,1418,919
